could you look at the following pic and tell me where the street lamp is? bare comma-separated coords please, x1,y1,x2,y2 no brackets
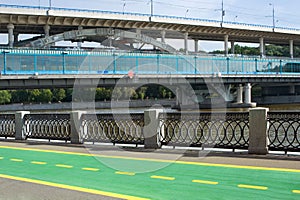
49,0,52,9
62,51,68,74
269,3,275,30
2,50,10,75
122,0,126,14
185,9,189,18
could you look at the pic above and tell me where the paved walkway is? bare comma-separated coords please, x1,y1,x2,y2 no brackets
0,140,299,199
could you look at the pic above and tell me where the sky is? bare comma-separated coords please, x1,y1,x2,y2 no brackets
1,0,300,51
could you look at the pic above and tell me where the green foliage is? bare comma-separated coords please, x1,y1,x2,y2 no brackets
52,89,66,102
11,90,29,103
0,90,11,104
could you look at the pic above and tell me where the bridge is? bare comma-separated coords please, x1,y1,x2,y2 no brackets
0,4,300,57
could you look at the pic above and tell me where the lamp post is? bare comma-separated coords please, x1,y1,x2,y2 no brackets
62,52,68,74
2,50,9,75
185,9,189,18
269,3,275,30
49,0,52,9
122,0,126,14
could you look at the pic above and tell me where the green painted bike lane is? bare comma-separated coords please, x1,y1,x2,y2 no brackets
0,146,299,200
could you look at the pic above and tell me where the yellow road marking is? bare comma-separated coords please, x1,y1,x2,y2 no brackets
82,168,100,172
0,173,149,200
151,175,175,181
31,161,47,165
192,179,219,185
10,158,23,162
1,145,300,173
115,171,135,176
293,190,300,194
55,164,73,169
238,184,268,190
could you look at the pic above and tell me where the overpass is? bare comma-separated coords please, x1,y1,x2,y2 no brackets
0,4,300,57
0,48,300,106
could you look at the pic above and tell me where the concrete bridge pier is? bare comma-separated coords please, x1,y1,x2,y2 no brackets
184,32,189,55
236,84,243,104
176,86,197,109
7,23,14,48
244,83,256,106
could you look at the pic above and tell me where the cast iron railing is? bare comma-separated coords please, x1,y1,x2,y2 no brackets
0,114,15,138
159,112,249,150
81,113,144,145
23,114,71,141
268,112,300,152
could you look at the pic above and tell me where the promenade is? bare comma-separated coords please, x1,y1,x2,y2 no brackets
0,140,299,199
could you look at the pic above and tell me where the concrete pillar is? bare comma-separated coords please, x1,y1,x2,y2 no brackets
248,107,269,155
224,35,229,56
15,111,30,140
184,32,188,55
13,33,18,44
236,84,243,104
259,37,264,58
231,41,235,54
144,109,163,149
7,23,14,48
290,39,294,59
194,39,199,53
44,24,50,37
161,29,166,43
77,26,83,48
244,83,252,104
70,111,86,144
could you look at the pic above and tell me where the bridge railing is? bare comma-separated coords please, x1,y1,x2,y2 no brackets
0,49,300,75
0,109,299,154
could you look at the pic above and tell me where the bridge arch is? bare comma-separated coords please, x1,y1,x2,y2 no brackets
29,28,178,53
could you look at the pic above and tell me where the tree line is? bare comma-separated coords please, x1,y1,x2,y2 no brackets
0,85,175,105
210,44,300,57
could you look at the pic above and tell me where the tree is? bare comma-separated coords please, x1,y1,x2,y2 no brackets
0,90,11,104
52,89,66,102
11,90,29,103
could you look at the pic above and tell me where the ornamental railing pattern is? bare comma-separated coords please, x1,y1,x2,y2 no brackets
0,114,15,138
23,114,71,141
81,113,144,144
268,112,300,152
159,112,249,149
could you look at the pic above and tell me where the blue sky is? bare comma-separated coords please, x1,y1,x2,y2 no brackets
1,0,300,51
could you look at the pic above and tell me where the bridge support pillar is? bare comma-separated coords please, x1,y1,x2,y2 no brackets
236,84,243,104
244,83,252,104
44,24,50,37
161,30,166,43
13,33,18,45
144,109,163,149
184,32,189,55
70,111,86,144
248,107,269,155
194,39,199,53
77,26,83,48
290,39,294,59
224,35,229,56
259,37,264,58
231,41,235,54
15,111,30,140
7,23,14,48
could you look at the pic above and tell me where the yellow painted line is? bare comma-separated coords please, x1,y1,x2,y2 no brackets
115,171,135,176
293,190,300,194
192,179,219,185
0,173,149,200
10,158,23,162
238,184,268,190
1,145,300,173
150,175,175,181
31,161,47,165
82,168,100,172
55,164,73,169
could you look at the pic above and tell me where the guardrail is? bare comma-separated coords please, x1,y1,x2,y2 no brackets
0,49,300,75
0,109,299,154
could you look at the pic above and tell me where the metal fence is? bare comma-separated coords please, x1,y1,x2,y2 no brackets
0,114,15,138
268,112,300,152
81,113,144,145
1,49,300,75
23,114,71,141
158,112,249,150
